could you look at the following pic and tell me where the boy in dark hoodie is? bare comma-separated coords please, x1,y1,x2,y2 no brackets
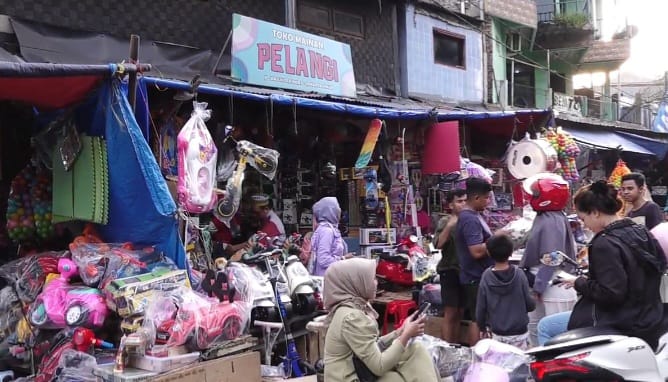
476,234,536,350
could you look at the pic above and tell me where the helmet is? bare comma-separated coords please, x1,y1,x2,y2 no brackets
522,173,569,211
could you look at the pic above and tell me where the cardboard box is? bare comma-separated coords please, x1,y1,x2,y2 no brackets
360,245,395,258
153,351,261,382
104,269,190,317
359,228,396,245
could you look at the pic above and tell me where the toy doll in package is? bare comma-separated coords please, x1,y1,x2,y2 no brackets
177,102,218,213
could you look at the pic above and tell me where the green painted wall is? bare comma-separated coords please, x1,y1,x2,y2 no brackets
491,18,508,104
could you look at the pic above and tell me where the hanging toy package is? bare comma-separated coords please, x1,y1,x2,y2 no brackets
177,102,218,213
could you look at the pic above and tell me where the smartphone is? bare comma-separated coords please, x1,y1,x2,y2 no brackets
416,302,431,317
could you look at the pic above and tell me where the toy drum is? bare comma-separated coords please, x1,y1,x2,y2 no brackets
507,139,558,179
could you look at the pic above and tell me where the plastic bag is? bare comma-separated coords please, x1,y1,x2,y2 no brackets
461,339,530,382
499,216,534,249
0,251,65,303
70,242,175,288
177,102,218,213
56,349,97,382
410,335,473,379
216,145,237,182
0,287,22,343
146,286,251,351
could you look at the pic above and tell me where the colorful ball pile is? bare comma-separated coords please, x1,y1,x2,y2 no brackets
546,129,581,182
6,163,54,243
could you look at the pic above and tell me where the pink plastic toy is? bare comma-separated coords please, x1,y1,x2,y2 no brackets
29,258,109,329
177,102,218,213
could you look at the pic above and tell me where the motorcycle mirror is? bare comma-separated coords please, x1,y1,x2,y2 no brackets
540,251,566,267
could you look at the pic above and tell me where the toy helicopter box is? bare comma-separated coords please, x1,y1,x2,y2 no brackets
359,228,396,245
104,269,190,317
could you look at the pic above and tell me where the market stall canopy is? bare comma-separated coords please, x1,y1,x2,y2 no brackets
141,76,549,122
563,127,657,156
0,62,148,109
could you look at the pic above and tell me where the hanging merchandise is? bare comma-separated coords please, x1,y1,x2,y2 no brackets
52,136,109,225
7,161,55,243
216,139,279,226
355,119,383,169
177,102,218,213
546,128,581,182
608,159,631,188
159,117,179,177
506,138,559,179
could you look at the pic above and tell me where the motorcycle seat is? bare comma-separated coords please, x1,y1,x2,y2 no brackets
545,327,622,346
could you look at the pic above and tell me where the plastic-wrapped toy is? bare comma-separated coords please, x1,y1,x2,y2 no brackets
147,287,250,351
70,241,175,289
177,102,218,213
28,258,109,329
33,328,112,382
0,251,65,303
410,335,473,380
462,339,531,382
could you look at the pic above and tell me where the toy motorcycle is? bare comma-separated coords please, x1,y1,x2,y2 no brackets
376,235,433,289
29,258,109,329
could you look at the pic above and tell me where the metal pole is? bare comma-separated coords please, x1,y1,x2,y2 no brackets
128,34,140,113
510,59,515,107
285,0,296,28
546,49,551,89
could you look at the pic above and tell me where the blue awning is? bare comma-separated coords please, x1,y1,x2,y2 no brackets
140,76,548,122
616,131,668,159
564,127,657,156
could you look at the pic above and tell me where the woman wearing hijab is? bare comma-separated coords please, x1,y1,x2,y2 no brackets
323,258,438,382
310,197,352,276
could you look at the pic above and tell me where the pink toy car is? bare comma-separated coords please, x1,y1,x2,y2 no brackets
29,258,109,329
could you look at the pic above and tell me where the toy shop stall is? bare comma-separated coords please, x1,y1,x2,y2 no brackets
0,62,266,382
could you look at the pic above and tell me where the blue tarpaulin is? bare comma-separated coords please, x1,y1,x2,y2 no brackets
87,80,186,268
140,77,548,122
653,96,668,133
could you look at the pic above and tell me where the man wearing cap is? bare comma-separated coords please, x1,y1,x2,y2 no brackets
252,194,286,242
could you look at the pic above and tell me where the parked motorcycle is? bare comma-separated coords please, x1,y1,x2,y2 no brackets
526,251,668,381
282,233,317,315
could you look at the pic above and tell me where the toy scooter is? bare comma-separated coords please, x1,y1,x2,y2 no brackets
29,258,109,329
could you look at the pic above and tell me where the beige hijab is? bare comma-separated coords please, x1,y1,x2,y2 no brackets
324,258,378,321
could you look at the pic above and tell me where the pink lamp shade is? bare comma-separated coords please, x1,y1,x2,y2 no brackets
422,121,461,175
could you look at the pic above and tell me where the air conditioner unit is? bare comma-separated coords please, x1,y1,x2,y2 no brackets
506,32,522,53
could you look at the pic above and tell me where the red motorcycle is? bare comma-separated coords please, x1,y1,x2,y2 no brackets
376,235,433,289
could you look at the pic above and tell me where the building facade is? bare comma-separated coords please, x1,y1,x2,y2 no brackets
398,1,485,103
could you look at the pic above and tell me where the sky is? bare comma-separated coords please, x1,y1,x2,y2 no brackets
574,0,667,87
